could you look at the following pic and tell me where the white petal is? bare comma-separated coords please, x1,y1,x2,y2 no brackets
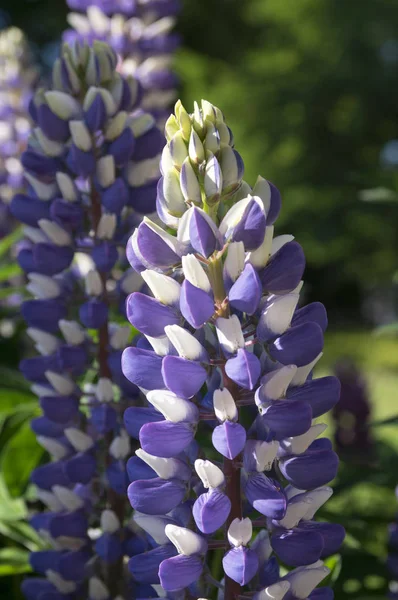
251,440,279,472
290,353,323,387
52,485,84,511
194,459,224,489
182,254,211,292
96,155,115,188
38,219,72,246
227,517,252,547
284,563,330,599
250,529,272,563
301,487,333,521
110,326,130,350
109,430,130,459
85,270,103,296
105,110,127,141
252,176,272,213
276,496,314,529
284,485,305,501
169,131,189,167
101,510,120,533
56,172,78,202
213,388,237,422
215,315,244,355
36,489,63,512
64,428,94,452
88,577,109,600
280,424,327,455
24,173,57,201
224,241,245,283
257,365,297,403
165,324,206,361
46,570,76,594
96,378,114,402
271,234,294,256
59,319,85,345
127,155,161,187
134,513,174,545
260,293,299,337
146,335,173,356
253,581,290,600
27,273,60,299
188,129,205,163
45,371,75,396
45,91,80,119
35,128,64,157
247,225,274,268
121,269,144,294
146,390,199,423
69,120,92,151
141,270,180,305
36,436,67,460
165,524,207,556
27,328,59,355
136,449,190,480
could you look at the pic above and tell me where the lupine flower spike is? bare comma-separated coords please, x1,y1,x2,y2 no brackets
65,0,180,126
122,99,345,599
14,40,165,600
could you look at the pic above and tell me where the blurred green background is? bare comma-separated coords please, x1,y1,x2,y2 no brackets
0,0,397,598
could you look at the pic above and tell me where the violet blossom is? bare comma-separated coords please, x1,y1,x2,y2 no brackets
122,99,345,599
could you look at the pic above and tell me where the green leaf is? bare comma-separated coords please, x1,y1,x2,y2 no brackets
358,187,398,202
0,389,36,417
0,476,26,521
0,263,22,283
2,422,44,497
0,228,23,260
0,548,31,576
0,368,31,392
0,520,43,551
374,322,398,337
369,414,398,427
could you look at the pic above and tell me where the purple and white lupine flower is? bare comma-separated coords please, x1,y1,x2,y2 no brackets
122,99,345,599
15,40,166,600
64,0,180,126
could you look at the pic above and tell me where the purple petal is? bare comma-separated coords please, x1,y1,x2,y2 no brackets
271,528,324,566
222,547,259,585
140,420,194,457
21,578,57,600
19,244,73,277
64,452,96,484
106,460,129,495
84,92,106,131
309,588,335,600
31,416,65,438
127,456,156,481
101,177,129,213
225,348,261,390
121,347,164,390
40,395,79,424
30,550,60,575
49,509,88,539
31,462,70,490
232,199,266,251
279,448,339,489
267,181,282,224
90,404,117,434
260,399,313,440
245,473,287,519
162,355,207,399
189,207,221,257
129,180,158,214
58,548,91,581
180,280,215,328
259,556,280,588
22,299,66,333
159,554,204,592
11,193,51,227
95,532,123,564
136,221,181,269
79,300,108,329
127,292,179,336
212,421,246,459
229,264,262,315
109,128,135,166
292,302,328,332
124,406,163,438
269,322,324,367
92,242,118,272
287,376,341,418
129,544,177,584
299,521,345,558
193,490,231,534
260,241,305,294
128,477,186,514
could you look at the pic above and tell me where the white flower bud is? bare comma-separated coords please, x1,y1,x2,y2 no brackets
97,213,117,240
97,155,115,188
27,328,59,355
164,324,206,361
136,449,191,480
38,219,72,247
96,378,114,402
271,234,294,256
44,91,80,119
160,143,174,176
213,388,238,422
69,120,92,152
219,146,241,190
165,524,207,556
284,563,330,599
188,129,205,164
101,510,120,533
45,371,75,395
65,428,94,452
36,436,68,460
85,270,103,297
109,430,130,459
88,577,109,600
58,320,85,345
228,517,252,547
56,172,78,202
52,485,85,511
194,459,224,489
192,100,205,135
182,254,211,292
169,130,189,167
247,225,274,268
160,167,186,214
204,154,223,199
180,157,202,204
130,111,156,138
224,241,245,283
280,423,327,455
24,173,57,200
204,122,221,153
146,389,199,423
141,270,180,305
215,315,245,355
105,110,127,140
27,273,61,299
290,353,323,387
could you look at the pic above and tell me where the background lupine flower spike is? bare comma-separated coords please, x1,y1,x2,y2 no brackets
16,39,166,600
122,100,344,598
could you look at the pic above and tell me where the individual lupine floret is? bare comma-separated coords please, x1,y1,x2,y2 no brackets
64,0,180,125
121,100,344,598
15,40,166,600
